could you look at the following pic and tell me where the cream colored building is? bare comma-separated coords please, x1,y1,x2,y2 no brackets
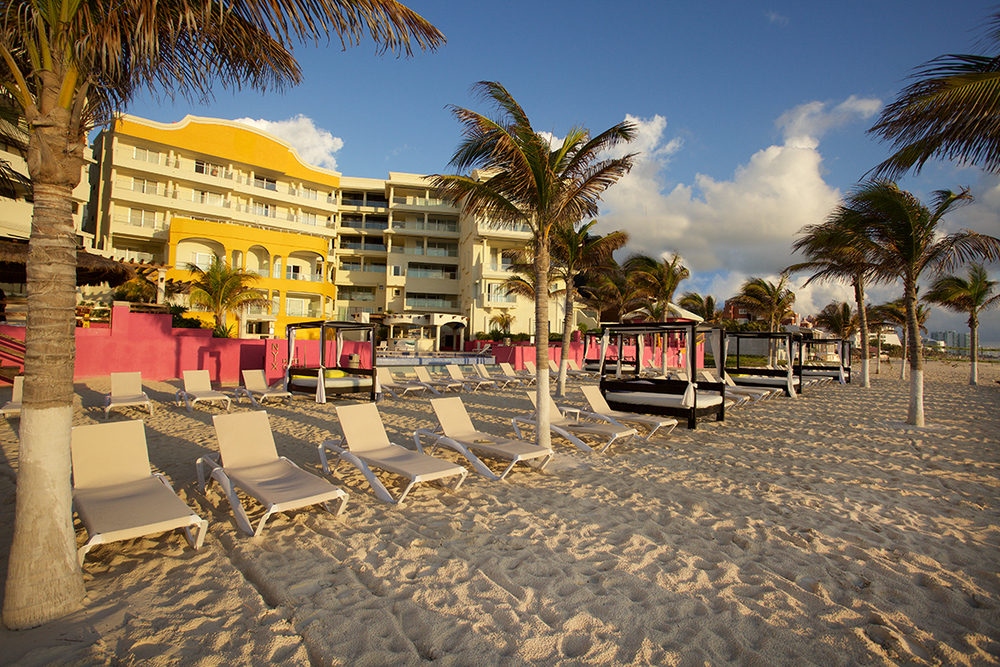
87,114,589,341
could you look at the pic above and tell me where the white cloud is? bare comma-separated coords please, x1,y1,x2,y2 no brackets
595,99,881,282
765,10,789,26
233,115,343,171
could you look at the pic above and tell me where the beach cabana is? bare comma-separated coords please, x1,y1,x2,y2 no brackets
597,321,726,429
796,336,851,385
284,320,377,403
725,331,804,397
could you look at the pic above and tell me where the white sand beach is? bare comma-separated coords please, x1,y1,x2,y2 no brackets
1,360,998,666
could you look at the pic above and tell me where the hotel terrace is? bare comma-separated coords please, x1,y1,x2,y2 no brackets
81,115,586,344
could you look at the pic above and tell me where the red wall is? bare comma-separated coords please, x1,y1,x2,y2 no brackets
0,305,373,385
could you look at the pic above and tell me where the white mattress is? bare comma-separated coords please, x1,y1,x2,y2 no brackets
605,391,724,408
731,376,796,387
290,376,372,390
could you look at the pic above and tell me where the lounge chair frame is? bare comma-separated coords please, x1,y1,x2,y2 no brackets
237,369,293,407
579,385,678,440
512,392,637,453
198,411,347,537
322,402,468,504
446,364,496,392
177,370,232,412
73,420,207,566
413,396,554,480
105,371,154,419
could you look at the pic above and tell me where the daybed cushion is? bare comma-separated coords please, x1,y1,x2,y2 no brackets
605,391,724,408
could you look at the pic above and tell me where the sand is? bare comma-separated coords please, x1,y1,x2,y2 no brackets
0,360,998,666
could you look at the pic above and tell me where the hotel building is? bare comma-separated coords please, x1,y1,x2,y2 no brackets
86,115,585,342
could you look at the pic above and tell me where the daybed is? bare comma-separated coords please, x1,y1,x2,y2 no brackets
284,320,377,403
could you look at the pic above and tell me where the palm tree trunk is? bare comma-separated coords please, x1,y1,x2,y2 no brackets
854,279,870,388
557,288,574,398
969,312,978,386
3,182,86,629
533,237,551,449
875,329,882,374
904,277,924,426
899,327,907,380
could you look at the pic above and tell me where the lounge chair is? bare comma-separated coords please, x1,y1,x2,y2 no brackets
446,364,496,392
567,359,595,379
72,420,207,566
104,372,154,419
414,396,554,481
237,369,292,407
198,411,347,536
376,367,430,398
499,362,534,386
1,376,22,417
512,391,637,453
321,402,468,504
474,364,521,389
177,370,232,412
697,370,769,405
580,385,678,440
413,365,463,394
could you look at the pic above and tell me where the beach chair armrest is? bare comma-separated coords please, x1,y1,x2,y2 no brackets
196,453,222,492
412,428,441,454
429,435,500,481
318,438,345,474
577,409,619,426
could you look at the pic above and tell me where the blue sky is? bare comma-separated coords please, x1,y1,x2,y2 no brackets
126,0,1000,346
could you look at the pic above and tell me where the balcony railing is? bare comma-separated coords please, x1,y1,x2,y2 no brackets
406,297,459,309
408,268,457,280
114,214,167,231
285,306,321,318
394,220,458,233
392,196,446,207
341,293,376,302
488,262,514,272
286,270,323,282
486,293,517,303
341,242,387,252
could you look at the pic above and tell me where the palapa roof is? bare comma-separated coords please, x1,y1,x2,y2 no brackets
0,241,136,286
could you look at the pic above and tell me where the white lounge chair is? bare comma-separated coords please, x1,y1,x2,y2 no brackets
237,369,292,407
177,370,232,412
376,367,429,399
512,391,637,453
321,402,468,504
73,420,207,566
446,364,496,392
104,371,154,419
413,366,463,394
1,375,22,416
414,396,554,481
499,362,533,386
580,385,678,440
567,359,595,379
474,364,521,389
198,411,347,536
697,370,770,406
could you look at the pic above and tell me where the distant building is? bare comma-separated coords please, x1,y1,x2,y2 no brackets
930,330,969,350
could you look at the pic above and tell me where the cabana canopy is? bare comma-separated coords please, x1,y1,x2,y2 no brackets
0,241,135,287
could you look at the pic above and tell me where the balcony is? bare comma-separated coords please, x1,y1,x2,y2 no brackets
392,220,459,234
112,213,168,232
341,241,387,252
286,269,323,283
405,296,459,310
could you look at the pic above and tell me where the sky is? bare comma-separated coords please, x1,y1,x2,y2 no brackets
125,0,1000,346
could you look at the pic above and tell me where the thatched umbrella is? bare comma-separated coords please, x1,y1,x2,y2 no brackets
0,240,135,286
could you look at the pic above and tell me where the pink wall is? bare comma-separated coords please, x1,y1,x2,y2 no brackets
0,305,374,385
466,338,704,371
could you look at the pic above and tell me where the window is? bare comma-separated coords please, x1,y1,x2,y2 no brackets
391,265,404,276
195,190,224,207
285,297,308,317
341,287,376,302
340,260,362,271
128,208,159,228
131,178,158,195
133,147,160,164
407,263,457,280
192,252,214,271
426,241,458,258
253,175,277,191
251,202,272,217
195,160,225,177
299,187,318,200
299,212,318,226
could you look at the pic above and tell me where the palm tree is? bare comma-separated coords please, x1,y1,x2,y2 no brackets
678,292,722,322
434,82,636,451
1,0,443,630
489,311,515,334
625,253,689,321
789,225,875,388
814,302,856,339
924,264,999,385
825,180,1000,425
549,221,628,396
187,256,272,337
868,10,1000,179
731,273,795,366
579,258,645,324
876,298,931,380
